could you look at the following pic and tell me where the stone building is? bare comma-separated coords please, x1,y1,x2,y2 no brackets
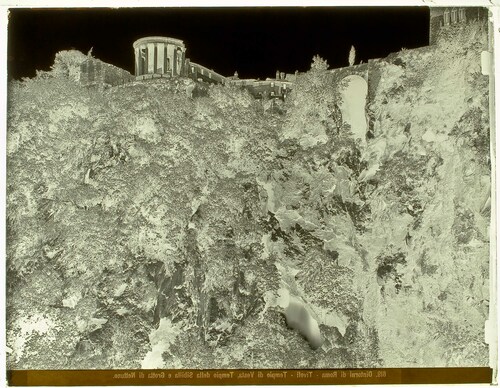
133,36,187,79
80,56,134,88
429,7,488,44
131,36,292,99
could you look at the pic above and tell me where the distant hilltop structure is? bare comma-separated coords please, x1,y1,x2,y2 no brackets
79,7,488,97
131,35,294,99
429,7,488,44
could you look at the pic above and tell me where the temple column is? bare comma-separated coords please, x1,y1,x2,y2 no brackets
156,42,165,74
164,45,169,74
134,47,139,75
166,44,174,76
179,49,185,76
140,45,147,75
147,43,155,74
173,48,177,75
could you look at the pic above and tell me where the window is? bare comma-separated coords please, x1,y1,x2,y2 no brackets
459,8,466,22
451,9,458,23
444,9,450,25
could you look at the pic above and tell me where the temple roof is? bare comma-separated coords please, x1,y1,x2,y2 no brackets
133,36,185,49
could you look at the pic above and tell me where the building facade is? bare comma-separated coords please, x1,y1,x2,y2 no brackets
429,7,488,44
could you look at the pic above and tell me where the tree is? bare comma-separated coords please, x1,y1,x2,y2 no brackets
348,45,356,66
310,55,329,71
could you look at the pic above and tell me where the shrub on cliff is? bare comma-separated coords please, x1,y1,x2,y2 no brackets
51,50,88,81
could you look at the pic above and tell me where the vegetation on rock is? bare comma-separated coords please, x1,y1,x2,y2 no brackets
7,20,491,369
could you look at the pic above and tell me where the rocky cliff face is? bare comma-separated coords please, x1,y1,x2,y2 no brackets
361,19,491,366
6,19,491,369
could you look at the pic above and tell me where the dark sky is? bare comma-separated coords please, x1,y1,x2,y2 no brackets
7,7,429,80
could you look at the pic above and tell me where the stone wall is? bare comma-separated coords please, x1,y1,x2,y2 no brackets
188,62,227,85
80,57,135,88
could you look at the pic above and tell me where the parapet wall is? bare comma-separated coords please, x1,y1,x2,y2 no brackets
188,62,227,84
